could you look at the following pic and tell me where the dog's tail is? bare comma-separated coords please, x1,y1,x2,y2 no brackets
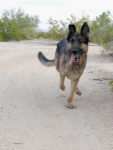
38,51,54,67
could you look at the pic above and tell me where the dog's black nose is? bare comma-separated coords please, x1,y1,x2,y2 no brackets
71,47,79,55
72,51,77,54
72,50,78,55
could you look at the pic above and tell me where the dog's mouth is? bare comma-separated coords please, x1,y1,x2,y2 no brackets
67,54,80,66
67,49,84,66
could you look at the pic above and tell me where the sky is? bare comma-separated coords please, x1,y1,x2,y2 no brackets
0,0,113,31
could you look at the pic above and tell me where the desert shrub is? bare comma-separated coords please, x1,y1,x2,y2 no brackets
0,8,40,41
47,17,68,40
46,14,90,40
90,11,113,53
66,14,90,32
0,35,2,41
36,31,50,39
45,11,113,54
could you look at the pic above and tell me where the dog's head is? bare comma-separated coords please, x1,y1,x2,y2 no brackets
66,22,89,66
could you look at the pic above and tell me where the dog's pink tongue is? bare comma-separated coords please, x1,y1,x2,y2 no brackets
67,55,77,66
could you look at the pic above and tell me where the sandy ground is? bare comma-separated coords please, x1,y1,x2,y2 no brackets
0,39,113,150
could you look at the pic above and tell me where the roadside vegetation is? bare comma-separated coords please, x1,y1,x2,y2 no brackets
0,8,40,41
1,9,113,52
0,8,113,53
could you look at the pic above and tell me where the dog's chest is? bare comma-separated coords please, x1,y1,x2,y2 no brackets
60,65,82,80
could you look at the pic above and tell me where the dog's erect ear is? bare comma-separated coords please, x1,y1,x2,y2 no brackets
81,22,90,39
67,24,76,41
68,24,76,33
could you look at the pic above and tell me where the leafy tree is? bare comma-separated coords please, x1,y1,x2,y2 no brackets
0,8,40,41
46,14,90,40
67,13,90,32
47,17,68,40
37,11,113,54
90,11,113,52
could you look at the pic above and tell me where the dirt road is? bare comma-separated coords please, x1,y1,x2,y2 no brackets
0,39,113,150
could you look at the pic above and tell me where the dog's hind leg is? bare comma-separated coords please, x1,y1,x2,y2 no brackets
67,80,78,108
60,74,65,91
75,87,82,96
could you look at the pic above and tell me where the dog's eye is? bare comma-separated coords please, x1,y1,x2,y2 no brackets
71,38,75,44
78,39,82,44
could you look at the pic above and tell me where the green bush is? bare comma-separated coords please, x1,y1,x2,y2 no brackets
46,17,68,40
1,8,113,54
90,11,113,52
45,11,113,53
0,35,2,41
0,8,40,41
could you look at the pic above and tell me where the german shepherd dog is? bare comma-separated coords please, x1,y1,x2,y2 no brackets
38,22,90,108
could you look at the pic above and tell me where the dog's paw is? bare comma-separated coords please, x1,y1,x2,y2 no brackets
66,102,76,109
76,91,82,96
75,88,82,96
60,85,65,91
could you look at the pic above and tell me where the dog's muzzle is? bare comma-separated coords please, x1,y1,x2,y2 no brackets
71,49,83,63
67,48,84,66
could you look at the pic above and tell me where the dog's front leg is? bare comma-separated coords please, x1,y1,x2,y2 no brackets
67,80,78,108
60,74,65,91
74,78,82,96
